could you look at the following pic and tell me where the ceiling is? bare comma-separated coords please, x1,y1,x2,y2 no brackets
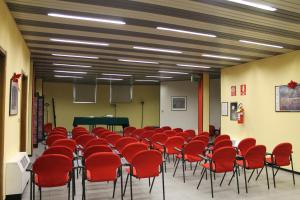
6,0,300,84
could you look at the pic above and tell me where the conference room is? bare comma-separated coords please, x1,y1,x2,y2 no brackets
0,0,299,200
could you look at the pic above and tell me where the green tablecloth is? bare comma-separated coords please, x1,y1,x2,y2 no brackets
73,117,129,128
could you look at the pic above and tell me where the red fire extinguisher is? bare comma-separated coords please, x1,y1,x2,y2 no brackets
237,103,244,124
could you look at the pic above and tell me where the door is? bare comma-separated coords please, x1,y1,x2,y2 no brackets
0,48,6,200
20,75,28,151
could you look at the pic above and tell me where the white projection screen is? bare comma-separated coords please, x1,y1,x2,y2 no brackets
110,85,133,104
73,83,97,103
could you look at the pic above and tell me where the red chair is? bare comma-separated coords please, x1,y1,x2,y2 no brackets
131,129,144,140
93,128,107,137
184,129,196,139
72,130,88,140
83,145,112,160
173,128,183,133
191,135,209,146
115,137,138,153
140,130,156,144
54,126,67,133
173,141,206,182
157,136,185,163
143,126,155,131
75,134,95,150
105,134,122,147
161,126,171,131
214,134,230,144
122,143,148,164
236,145,269,192
207,140,233,158
197,147,239,198
175,131,190,142
125,150,165,200
266,143,295,188
85,138,108,148
82,152,123,200
46,134,67,147
163,130,177,137
101,131,115,138
124,126,136,136
52,139,76,152
44,123,53,136
237,138,256,156
49,129,67,137
151,133,168,151
72,126,87,134
154,128,164,133
31,154,74,200
92,126,105,133
43,146,73,160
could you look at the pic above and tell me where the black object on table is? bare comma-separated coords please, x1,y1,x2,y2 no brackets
72,117,129,131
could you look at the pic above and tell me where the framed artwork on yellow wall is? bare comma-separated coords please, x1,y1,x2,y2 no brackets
230,102,238,120
9,80,18,116
171,96,187,111
275,85,300,112
221,102,228,116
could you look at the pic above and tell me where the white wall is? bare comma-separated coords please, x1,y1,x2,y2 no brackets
209,79,221,129
160,81,198,131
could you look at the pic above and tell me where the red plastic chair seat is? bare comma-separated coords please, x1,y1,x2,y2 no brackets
177,154,203,162
35,173,70,187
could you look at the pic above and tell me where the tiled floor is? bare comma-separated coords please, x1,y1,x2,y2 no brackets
22,145,300,200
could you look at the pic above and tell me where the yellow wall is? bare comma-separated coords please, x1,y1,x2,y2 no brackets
0,1,32,198
221,50,300,171
43,82,160,131
203,73,210,131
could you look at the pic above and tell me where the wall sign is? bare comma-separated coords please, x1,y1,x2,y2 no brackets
240,84,246,96
221,102,228,116
9,80,19,116
231,86,236,96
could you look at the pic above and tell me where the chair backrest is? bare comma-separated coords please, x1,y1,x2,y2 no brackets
184,129,196,138
143,126,156,131
154,128,164,133
184,141,206,156
140,130,156,140
238,138,256,156
191,135,209,145
173,128,183,133
72,130,88,139
72,126,88,134
43,146,73,160
93,128,107,137
124,126,136,136
151,133,168,145
85,138,108,148
244,145,266,169
46,134,67,146
272,143,292,166
163,130,177,137
176,131,191,141
33,154,72,187
101,131,115,138
44,123,53,135
54,127,67,133
165,136,185,154
85,152,121,182
214,139,232,151
49,129,67,136
92,126,105,133
131,150,162,178
131,129,144,139
75,134,95,148
122,143,148,163
215,134,231,144
161,126,172,131
105,134,122,146
52,139,76,152
212,147,236,173
84,145,112,159
115,137,138,152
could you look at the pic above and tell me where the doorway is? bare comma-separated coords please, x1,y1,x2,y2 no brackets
20,75,28,152
0,47,6,200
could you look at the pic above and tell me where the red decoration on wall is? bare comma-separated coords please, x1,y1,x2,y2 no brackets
287,80,297,89
240,84,246,96
231,86,236,96
11,73,22,83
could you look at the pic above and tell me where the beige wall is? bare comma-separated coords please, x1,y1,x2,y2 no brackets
221,50,300,171
0,1,32,198
203,73,210,132
43,82,160,131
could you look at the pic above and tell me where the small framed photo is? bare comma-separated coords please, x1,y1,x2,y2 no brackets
231,86,236,96
230,102,238,121
171,96,187,111
221,102,228,116
9,80,19,116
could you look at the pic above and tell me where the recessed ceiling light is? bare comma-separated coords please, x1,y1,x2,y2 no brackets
118,59,159,64
135,80,159,82
239,40,283,48
226,0,276,11
176,64,211,69
54,75,83,79
97,77,123,81
50,38,109,46
146,76,173,79
156,27,216,38
158,70,188,75
52,53,99,59
48,13,126,25
202,54,241,61
54,70,87,74
53,63,92,68
102,73,132,77
133,46,182,54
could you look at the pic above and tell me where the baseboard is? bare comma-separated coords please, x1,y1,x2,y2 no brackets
5,194,22,200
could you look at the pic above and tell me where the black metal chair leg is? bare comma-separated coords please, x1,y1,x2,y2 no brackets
190,162,193,170
243,167,248,193
193,161,199,175
130,172,133,200
33,183,35,200
161,164,166,200
220,172,226,186
265,165,270,189
228,171,235,186
120,168,124,200
149,177,156,193
236,167,240,194
39,187,42,200
68,182,70,200
123,174,129,196
210,169,214,198
271,165,276,188
248,169,255,183
112,180,117,198
30,173,33,200
197,168,206,189
173,158,180,177
182,159,186,183
291,155,295,186
255,167,264,181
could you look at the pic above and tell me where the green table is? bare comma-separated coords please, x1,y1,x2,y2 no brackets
73,117,129,131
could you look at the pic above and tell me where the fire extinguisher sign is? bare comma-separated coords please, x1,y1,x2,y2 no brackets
240,84,246,96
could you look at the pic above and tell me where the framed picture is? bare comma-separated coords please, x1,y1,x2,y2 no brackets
171,96,187,111
275,85,300,112
9,80,19,116
230,102,238,121
231,86,236,96
221,102,228,116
